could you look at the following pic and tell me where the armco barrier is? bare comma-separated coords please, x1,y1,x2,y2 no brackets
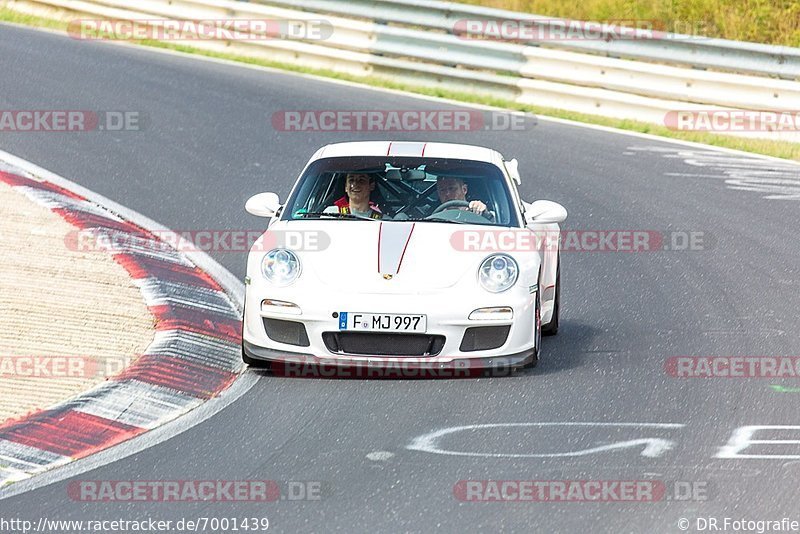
248,0,800,80
5,0,800,142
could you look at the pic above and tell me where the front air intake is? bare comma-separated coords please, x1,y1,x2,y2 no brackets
459,326,510,352
263,318,310,347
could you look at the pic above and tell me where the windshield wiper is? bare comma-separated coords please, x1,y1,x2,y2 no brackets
405,217,466,224
297,211,376,221
401,217,498,226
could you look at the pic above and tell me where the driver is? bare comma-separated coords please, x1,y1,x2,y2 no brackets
435,177,491,218
325,172,382,219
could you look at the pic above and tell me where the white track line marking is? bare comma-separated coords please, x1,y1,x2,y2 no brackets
408,422,685,459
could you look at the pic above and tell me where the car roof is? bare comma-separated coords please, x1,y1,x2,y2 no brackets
311,141,505,166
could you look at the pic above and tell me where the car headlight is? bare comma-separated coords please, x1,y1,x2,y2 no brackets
262,249,301,286
478,254,518,293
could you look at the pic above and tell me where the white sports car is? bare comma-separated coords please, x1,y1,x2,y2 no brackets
242,141,566,374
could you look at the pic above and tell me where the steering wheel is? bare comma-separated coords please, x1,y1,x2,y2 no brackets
432,199,470,214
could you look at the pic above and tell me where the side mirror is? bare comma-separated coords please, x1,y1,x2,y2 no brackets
525,200,567,224
245,192,281,218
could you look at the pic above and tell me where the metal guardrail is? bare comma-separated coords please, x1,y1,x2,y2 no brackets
249,0,800,81
5,0,800,142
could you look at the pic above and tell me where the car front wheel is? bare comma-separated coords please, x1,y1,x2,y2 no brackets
542,259,560,336
524,291,541,369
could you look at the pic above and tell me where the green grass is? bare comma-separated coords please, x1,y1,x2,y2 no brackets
0,5,63,30
2,7,799,161
457,0,800,47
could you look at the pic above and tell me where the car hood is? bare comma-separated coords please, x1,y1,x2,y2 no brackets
268,220,489,293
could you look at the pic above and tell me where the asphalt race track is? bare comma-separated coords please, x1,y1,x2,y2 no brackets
2,23,800,533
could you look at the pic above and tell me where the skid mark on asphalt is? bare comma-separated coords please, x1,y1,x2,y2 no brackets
366,451,395,461
626,146,800,200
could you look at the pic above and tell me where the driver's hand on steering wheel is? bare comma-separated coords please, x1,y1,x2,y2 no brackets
469,200,487,215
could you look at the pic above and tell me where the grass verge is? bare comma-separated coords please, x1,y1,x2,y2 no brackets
457,0,800,48
2,7,798,161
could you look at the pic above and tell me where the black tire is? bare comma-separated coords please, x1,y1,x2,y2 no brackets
242,345,255,366
242,345,270,369
542,259,560,336
240,294,267,368
241,293,250,366
523,291,541,369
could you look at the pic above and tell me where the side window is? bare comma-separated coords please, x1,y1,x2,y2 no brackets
311,174,337,212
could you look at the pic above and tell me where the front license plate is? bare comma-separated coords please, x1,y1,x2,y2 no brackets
339,312,427,333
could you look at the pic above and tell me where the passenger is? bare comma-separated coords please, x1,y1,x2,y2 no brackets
325,173,382,219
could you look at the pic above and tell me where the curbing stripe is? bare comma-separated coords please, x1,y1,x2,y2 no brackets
60,211,142,236
0,440,70,471
142,330,242,373
114,253,223,291
0,161,245,487
76,227,194,266
0,409,146,458
135,278,240,318
72,380,203,429
0,171,84,200
117,356,239,400
53,208,130,231
16,187,124,220
148,304,242,344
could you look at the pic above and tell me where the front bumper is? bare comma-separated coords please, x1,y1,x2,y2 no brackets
243,284,538,370
243,341,536,376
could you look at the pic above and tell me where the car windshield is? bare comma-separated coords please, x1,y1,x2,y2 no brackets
282,156,519,226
